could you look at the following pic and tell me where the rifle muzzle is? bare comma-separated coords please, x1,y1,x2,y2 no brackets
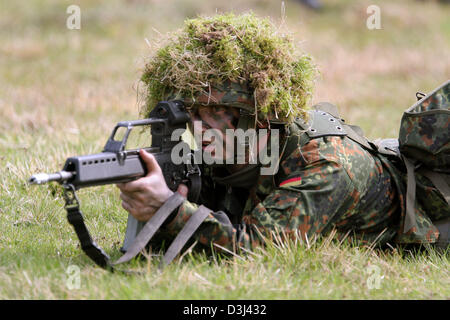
29,171,74,185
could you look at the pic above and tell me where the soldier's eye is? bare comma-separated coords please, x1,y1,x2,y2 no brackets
231,117,239,128
189,109,200,119
202,121,212,130
214,106,227,112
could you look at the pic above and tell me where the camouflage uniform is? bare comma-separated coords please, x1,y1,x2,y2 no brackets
150,82,449,254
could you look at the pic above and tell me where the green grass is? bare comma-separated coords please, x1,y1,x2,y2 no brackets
0,0,449,299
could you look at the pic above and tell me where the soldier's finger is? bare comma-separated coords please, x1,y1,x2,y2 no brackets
140,149,162,176
120,192,134,204
117,179,146,193
177,184,189,198
121,200,133,214
115,183,126,191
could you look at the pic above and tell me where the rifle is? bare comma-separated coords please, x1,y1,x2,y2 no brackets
29,100,201,270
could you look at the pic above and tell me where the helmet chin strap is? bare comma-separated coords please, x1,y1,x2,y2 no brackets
212,163,261,189
237,111,255,131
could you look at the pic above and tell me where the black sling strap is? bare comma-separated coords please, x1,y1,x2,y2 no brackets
64,184,186,272
66,205,112,270
64,184,113,270
64,184,209,271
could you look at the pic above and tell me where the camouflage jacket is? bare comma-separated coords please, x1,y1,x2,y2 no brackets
154,117,445,253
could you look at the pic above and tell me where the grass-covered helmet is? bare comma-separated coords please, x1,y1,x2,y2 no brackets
140,13,317,124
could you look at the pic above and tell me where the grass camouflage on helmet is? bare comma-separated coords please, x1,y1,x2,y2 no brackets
140,13,317,124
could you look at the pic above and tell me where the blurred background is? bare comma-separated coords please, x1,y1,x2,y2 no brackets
0,0,449,148
0,0,449,299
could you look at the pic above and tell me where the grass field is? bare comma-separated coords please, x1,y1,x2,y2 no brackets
0,0,449,299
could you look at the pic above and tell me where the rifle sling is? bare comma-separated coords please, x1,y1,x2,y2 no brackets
65,190,186,272
161,205,210,266
66,206,113,270
188,172,202,203
113,192,185,265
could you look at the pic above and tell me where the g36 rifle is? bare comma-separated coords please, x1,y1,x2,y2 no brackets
29,100,201,271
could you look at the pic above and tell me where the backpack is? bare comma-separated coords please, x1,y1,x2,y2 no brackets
397,80,449,244
399,80,449,172
312,80,449,245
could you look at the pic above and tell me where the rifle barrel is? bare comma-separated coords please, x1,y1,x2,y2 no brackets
29,171,74,185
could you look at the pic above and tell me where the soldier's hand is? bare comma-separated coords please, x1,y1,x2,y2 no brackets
116,149,174,222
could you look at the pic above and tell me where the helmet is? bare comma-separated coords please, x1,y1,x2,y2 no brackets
140,13,317,124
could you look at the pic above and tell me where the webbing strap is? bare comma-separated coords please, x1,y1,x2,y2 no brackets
308,104,397,156
420,170,450,205
403,157,419,233
161,205,210,266
434,218,450,247
113,192,185,265
343,124,377,152
401,166,450,235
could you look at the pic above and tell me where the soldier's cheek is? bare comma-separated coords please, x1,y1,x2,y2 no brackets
223,136,236,160
203,144,216,154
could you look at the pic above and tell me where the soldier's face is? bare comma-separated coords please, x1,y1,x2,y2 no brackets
188,105,240,161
